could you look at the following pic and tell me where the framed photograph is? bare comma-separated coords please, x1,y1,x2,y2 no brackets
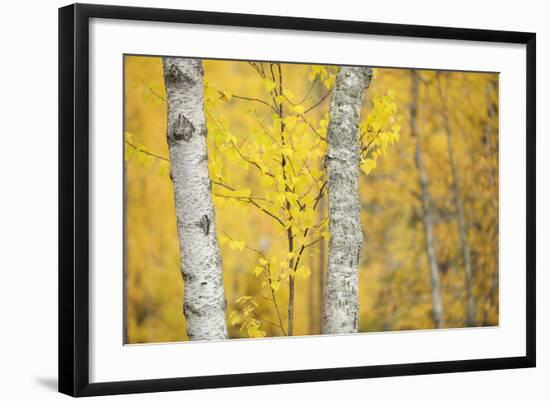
58,3,536,397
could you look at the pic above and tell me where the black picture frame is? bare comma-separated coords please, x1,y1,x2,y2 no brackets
59,3,536,397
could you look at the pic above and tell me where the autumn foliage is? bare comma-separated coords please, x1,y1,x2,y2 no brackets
124,56,498,343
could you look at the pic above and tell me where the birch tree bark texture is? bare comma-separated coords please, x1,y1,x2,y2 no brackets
323,66,372,334
410,70,445,328
162,57,228,341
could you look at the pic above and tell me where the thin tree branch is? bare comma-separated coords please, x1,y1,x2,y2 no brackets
304,89,332,114
298,76,319,105
300,115,327,142
139,80,166,102
213,193,270,202
217,89,277,112
223,232,287,336
125,140,170,162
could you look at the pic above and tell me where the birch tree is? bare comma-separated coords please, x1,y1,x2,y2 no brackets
410,70,444,328
437,74,476,326
323,66,373,334
163,57,228,340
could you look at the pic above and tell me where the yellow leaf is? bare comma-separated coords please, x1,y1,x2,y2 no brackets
157,162,170,177
236,295,252,303
259,257,268,266
281,147,293,157
275,192,287,207
263,79,277,92
247,325,266,338
228,240,246,251
271,281,281,292
293,105,305,114
229,311,241,326
295,265,311,279
253,265,263,277
283,115,297,131
324,74,336,89
360,158,377,175
234,188,252,197
222,90,232,101
260,175,274,188
219,234,229,245
124,145,134,161
283,89,294,100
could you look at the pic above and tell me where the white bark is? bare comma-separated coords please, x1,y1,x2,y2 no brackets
410,71,445,328
323,66,372,334
163,57,228,340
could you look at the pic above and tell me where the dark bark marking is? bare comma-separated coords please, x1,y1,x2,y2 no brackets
181,269,197,283
165,64,195,85
170,113,195,142
197,215,210,236
184,302,204,317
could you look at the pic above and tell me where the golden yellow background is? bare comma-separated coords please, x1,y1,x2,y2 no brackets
124,56,499,343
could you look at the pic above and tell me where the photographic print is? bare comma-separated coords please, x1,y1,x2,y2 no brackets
123,55,499,344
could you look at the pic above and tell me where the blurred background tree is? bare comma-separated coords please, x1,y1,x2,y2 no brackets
124,56,499,343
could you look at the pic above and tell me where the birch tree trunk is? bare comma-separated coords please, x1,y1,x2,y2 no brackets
438,76,476,326
410,71,445,328
162,57,228,341
323,66,372,334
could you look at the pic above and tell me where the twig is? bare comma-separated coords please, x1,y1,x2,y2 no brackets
125,140,170,162
304,89,332,114
139,80,166,102
217,90,277,112
301,116,326,142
